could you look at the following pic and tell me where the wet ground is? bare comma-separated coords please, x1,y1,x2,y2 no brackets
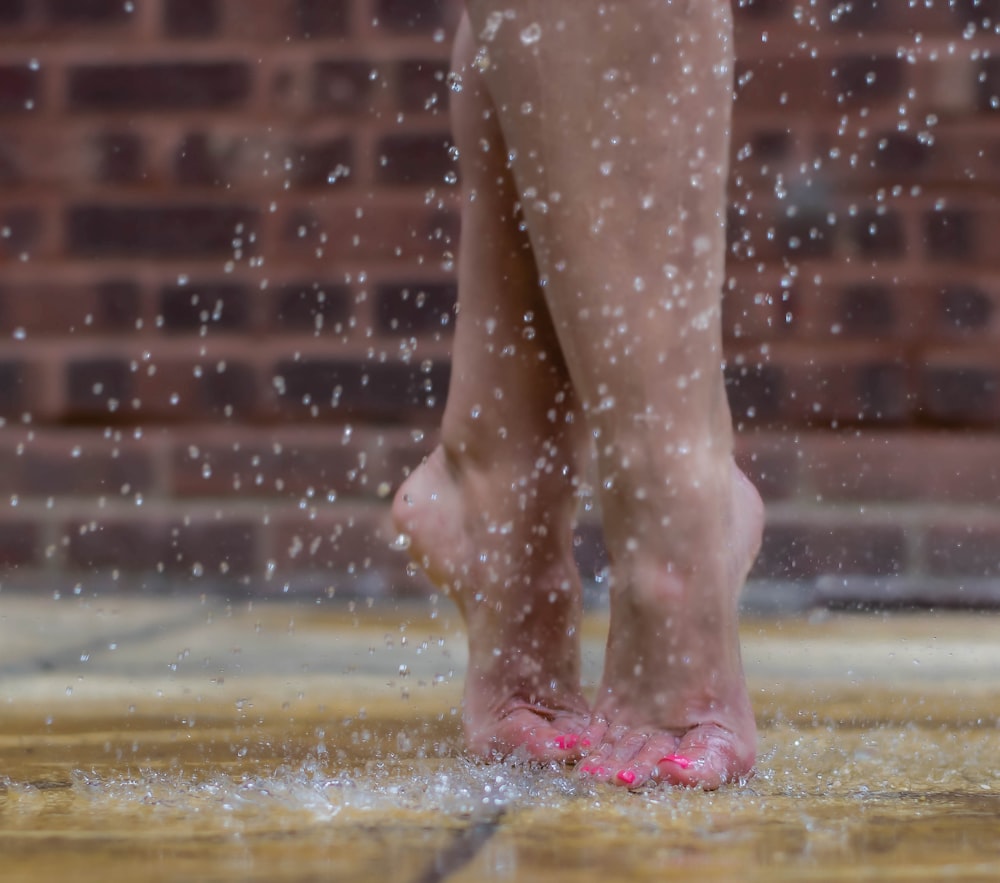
2,597,999,881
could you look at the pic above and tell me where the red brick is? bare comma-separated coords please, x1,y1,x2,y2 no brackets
923,519,1000,578
67,205,259,259
45,0,130,24
0,0,26,25
978,57,1000,113
792,278,929,342
722,271,791,342
290,137,354,189
845,209,907,259
752,516,909,580
268,506,418,597
374,280,456,335
729,345,913,427
64,518,166,571
734,57,836,113
924,208,974,261
270,357,450,421
733,433,801,501
396,59,451,114
93,133,145,184
0,206,43,259
375,132,453,186
65,515,259,579
801,432,1000,504
132,358,260,421
838,0,965,34
955,0,1000,28
64,357,132,419
0,519,42,566
825,0,890,31
934,284,997,336
834,54,906,108
918,350,1000,425
169,428,421,499
270,281,353,333
277,199,459,263
313,61,375,114
734,0,792,24
0,138,19,184
158,281,252,333
0,66,42,114
295,0,350,38
68,63,252,112
776,207,837,259
726,361,786,424
0,360,36,417
374,0,448,34
163,0,221,37
167,518,259,579
174,132,235,187
0,435,155,498
0,279,141,335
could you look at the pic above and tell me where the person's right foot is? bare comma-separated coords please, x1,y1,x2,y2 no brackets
392,445,592,763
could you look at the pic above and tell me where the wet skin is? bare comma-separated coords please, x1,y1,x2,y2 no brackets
392,0,758,790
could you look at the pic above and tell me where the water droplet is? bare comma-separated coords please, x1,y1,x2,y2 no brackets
520,23,542,44
480,11,504,41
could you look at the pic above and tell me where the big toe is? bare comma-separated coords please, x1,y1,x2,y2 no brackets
468,707,591,764
653,724,755,790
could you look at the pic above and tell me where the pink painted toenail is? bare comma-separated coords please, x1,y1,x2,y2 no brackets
580,738,591,748
660,754,692,769
553,734,579,750
579,764,597,775
617,770,636,785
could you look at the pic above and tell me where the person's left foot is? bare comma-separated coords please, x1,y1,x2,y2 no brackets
577,464,763,790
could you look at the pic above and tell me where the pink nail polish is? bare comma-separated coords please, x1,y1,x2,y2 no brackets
617,770,636,785
580,738,591,748
553,734,579,750
579,764,596,775
660,754,691,769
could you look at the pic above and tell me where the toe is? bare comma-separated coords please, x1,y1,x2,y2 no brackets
471,707,592,764
653,724,755,790
611,733,681,789
578,726,655,786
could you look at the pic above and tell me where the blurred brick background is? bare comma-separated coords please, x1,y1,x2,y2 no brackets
0,0,998,604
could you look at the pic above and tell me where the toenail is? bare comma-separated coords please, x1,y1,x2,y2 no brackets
579,764,596,775
580,738,591,747
617,770,636,785
660,754,692,769
553,734,579,750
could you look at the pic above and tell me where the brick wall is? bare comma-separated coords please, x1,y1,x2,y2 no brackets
1,0,998,605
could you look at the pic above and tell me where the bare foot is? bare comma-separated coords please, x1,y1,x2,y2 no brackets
579,464,764,790
392,445,591,763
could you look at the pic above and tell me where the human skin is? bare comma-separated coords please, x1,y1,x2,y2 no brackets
393,0,763,789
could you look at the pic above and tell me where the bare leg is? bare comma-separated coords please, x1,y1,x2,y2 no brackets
392,15,591,762
462,0,762,788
